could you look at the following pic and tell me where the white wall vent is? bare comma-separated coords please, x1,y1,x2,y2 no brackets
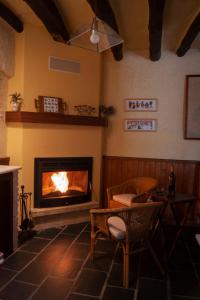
49,56,80,74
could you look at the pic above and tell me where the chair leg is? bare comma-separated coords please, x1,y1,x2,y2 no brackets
90,232,96,262
147,240,165,275
122,243,130,288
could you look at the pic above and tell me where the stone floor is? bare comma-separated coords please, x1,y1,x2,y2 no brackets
0,222,200,300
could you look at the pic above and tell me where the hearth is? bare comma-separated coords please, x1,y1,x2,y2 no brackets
34,157,92,208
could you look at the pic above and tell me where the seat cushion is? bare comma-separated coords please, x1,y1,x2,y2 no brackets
107,216,126,240
112,194,136,206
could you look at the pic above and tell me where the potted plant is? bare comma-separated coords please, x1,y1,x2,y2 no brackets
9,92,23,111
99,105,115,117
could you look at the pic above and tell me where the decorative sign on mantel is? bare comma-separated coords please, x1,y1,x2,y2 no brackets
124,98,157,112
35,96,67,113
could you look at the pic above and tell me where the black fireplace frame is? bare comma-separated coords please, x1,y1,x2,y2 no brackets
34,157,93,208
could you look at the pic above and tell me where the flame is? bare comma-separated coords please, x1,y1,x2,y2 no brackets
51,171,69,193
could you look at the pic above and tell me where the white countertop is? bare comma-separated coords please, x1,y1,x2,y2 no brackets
0,165,21,174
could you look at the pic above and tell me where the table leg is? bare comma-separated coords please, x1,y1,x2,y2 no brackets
168,201,194,258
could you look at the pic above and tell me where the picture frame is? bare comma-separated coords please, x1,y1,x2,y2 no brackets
35,96,67,113
124,119,157,132
184,75,200,139
124,98,157,112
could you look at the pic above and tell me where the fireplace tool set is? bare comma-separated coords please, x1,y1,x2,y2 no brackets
18,185,35,243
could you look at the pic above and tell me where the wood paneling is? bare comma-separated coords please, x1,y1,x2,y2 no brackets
101,156,200,224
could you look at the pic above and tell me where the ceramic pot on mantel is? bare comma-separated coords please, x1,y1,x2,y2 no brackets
9,92,23,112
11,102,21,112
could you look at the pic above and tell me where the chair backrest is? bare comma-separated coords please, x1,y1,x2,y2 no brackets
108,201,163,243
107,176,158,202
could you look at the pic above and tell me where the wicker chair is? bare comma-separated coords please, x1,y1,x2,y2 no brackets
90,201,165,288
107,177,158,204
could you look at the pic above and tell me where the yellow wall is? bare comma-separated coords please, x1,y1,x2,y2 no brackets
7,21,200,202
22,24,100,112
102,49,200,160
7,23,103,202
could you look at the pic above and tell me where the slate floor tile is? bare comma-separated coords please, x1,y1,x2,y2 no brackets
189,246,200,263
169,245,193,271
76,231,90,244
0,268,16,288
51,258,83,279
169,258,194,272
68,243,90,260
72,269,107,297
16,259,53,285
171,296,199,300
31,276,72,300
140,252,166,280
95,239,117,253
0,280,36,300
194,263,200,278
2,222,200,300
2,251,35,271
63,223,87,236
36,244,68,263
108,262,138,288
36,227,62,239
108,263,124,287
170,270,200,298
51,234,75,247
113,246,123,264
183,227,200,248
83,223,91,232
37,235,74,262
137,278,167,300
20,237,50,253
84,252,113,272
102,286,134,300
68,293,95,300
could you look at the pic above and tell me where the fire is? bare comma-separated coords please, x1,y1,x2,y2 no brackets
51,172,69,193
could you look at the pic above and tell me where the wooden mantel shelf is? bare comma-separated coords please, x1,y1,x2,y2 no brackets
5,111,108,127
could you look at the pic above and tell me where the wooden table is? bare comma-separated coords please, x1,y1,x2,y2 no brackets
153,192,198,258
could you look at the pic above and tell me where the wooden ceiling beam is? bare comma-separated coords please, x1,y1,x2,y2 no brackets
86,0,123,61
176,12,200,57
148,0,165,61
0,2,23,33
23,0,70,43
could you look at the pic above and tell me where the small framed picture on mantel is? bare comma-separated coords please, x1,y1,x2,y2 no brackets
35,96,67,113
124,98,157,112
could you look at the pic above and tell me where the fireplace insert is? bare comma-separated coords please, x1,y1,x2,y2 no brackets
34,157,93,208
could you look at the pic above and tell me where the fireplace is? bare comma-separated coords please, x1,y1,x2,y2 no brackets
34,157,93,208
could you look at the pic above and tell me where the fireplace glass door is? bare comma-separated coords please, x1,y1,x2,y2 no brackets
34,157,92,208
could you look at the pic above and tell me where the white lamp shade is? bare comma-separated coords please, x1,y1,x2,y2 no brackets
68,17,123,53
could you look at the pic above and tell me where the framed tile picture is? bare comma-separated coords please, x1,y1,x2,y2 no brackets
124,119,157,132
124,98,157,112
35,96,67,113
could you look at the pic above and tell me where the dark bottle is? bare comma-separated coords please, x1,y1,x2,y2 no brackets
168,166,176,197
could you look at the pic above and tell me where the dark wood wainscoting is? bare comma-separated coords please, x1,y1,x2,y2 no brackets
101,156,200,224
